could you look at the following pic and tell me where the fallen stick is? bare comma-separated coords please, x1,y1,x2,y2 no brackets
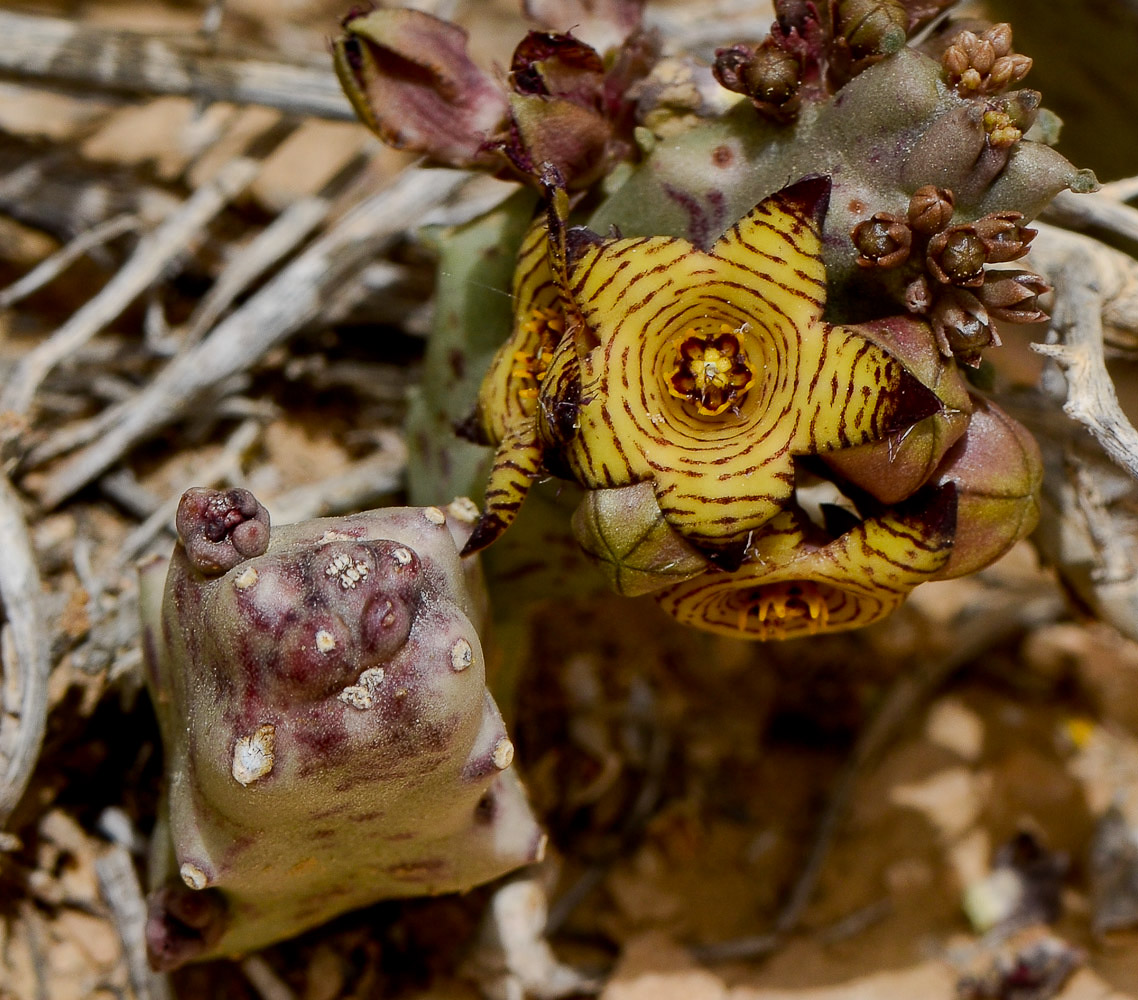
0,10,351,120
0,214,139,310
1,155,263,416
34,167,470,509
1030,227,1138,483
0,474,50,829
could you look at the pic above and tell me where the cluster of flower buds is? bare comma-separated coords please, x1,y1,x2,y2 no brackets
464,176,1043,641
851,185,1046,365
714,0,956,120
141,490,543,969
943,22,1033,97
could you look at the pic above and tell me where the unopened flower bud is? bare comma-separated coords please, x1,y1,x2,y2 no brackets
931,396,1042,580
908,185,955,236
746,43,802,104
852,213,912,268
836,0,909,58
986,23,1013,58
927,227,988,286
930,288,1000,365
972,211,1035,263
572,482,710,596
977,270,1050,324
989,54,1031,90
713,41,801,118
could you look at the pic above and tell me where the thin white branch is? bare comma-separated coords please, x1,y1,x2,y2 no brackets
1,156,262,415
34,167,470,510
0,474,50,828
180,194,331,347
1030,227,1138,482
0,10,351,120
0,214,139,310
1045,189,1138,246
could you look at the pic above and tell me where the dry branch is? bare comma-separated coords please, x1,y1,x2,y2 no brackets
1029,223,1138,482
95,845,173,1000
0,214,140,311
33,166,470,509
0,10,352,120
1044,189,1138,247
1,155,264,416
0,474,50,829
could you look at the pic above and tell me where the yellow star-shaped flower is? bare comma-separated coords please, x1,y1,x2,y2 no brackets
465,176,942,558
540,175,941,555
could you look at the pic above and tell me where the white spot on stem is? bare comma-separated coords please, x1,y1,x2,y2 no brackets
492,737,514,770
179,862,209,890
423,506,447,525
339,686,374,710
325,552,370,589
451,638,474,672
232,724,275,786
233,567,258,590
447,497,480,524
359,667,385,691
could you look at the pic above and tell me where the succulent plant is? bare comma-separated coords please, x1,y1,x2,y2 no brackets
332,0,1089,640
139,489,543,970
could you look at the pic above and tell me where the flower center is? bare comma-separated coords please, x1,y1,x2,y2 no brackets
667,325,755,415
511,307,563,402
735,581,829,639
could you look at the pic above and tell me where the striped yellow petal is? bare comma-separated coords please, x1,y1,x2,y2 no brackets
547,176,941,554
463,219,564,554
655,486,957,640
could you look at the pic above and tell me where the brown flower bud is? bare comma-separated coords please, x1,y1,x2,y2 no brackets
333,8,510,168
746,43,803,105
713,41,801,119
977,270,1050,324
835,0,908,58
929,288,1000,366
852,213,912,268
972,211,1035,263
986,23,1013,58
927,227,988,286
943,44,970,80
908,185,955,236
989,54,1031,90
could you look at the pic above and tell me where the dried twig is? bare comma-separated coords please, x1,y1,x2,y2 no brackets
180,152,371,347
0,214,139,310
0,155,265,416
1044,189,1138,247
0,474,50,829
118,418,264,564
1030,228,1138,483
0,10,351,120
95,845,173,1000
34,166,470,509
